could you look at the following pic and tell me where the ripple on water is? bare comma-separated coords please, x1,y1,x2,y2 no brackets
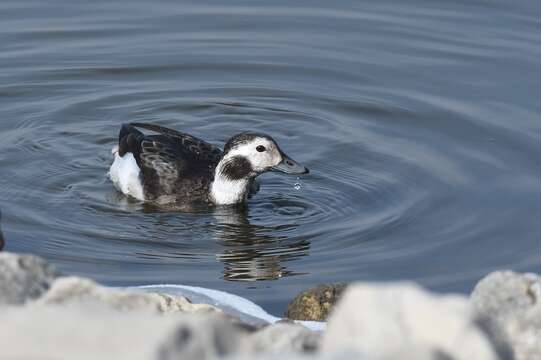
2,0,541,314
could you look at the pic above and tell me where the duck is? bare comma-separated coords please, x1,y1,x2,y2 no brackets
109,123,309,206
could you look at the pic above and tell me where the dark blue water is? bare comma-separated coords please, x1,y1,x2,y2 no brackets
2,0,541,315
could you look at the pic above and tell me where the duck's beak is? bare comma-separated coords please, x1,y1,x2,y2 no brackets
272,152,309,175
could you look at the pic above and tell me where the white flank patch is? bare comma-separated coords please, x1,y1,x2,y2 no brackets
108,148,145,201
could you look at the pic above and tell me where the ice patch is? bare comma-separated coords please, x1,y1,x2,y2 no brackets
130,284,326,331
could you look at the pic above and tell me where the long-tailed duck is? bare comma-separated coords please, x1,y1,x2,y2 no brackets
109,123,308,206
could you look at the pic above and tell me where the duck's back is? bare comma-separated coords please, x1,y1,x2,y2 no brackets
112,123,223,203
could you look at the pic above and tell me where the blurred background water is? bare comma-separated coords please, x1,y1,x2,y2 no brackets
1,0,541,315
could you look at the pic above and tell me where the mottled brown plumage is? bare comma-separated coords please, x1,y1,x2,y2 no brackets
118,123,223,205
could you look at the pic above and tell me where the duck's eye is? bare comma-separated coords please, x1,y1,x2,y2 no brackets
256,145,266,152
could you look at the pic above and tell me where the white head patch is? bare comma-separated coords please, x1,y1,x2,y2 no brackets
222,137,282,173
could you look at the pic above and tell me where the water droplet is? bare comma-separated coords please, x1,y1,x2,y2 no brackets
293,177,302,190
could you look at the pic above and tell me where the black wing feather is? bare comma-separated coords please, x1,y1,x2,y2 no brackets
117,123,223,199
130,122,222,164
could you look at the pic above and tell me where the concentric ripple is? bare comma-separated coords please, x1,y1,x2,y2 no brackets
2,0,541,314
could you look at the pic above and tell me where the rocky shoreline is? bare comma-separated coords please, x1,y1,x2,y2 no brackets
0,251,539,359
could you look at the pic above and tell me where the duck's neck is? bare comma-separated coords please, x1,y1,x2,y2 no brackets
210,156,255,205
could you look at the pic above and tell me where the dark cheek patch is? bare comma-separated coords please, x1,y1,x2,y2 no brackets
221,156,253,180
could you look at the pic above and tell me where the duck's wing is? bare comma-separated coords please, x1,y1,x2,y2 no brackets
118,123,223,195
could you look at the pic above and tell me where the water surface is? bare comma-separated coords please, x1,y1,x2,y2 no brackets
2,0,541,314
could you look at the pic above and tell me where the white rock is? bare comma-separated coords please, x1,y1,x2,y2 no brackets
39,276,219,314
0,252,58,305
471,270,541,360
227,348,439,360
247,322,320,354
225,353,356,360
322,282,500,360
155,312,251,360
0,304,247,360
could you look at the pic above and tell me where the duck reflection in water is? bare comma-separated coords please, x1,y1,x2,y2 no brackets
128,199,310,282
212,205,310,281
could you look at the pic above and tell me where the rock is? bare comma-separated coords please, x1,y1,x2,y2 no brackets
0,252,59,305
471,270,541,360
0,304,249,360
227,348,445,360
322,282,502,360
38,276,219,314
3,250,521,360
156,313,252,360
285,283,347,321
247,322,320,354
135,284,276,328
227,352,362,360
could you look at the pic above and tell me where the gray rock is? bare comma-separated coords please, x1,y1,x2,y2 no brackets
322,282,501,360
471,270,541,360
247,322,320,354
39,276,220,314
157,314,251,360
226,352,363,360
227,348,449,360
0,303,249,360
285,283,347,321
0,252,59,305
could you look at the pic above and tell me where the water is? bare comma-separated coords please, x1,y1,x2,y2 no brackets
1,0,541,315
293,177,302,191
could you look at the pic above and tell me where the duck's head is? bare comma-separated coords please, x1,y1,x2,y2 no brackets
220,132,309,179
